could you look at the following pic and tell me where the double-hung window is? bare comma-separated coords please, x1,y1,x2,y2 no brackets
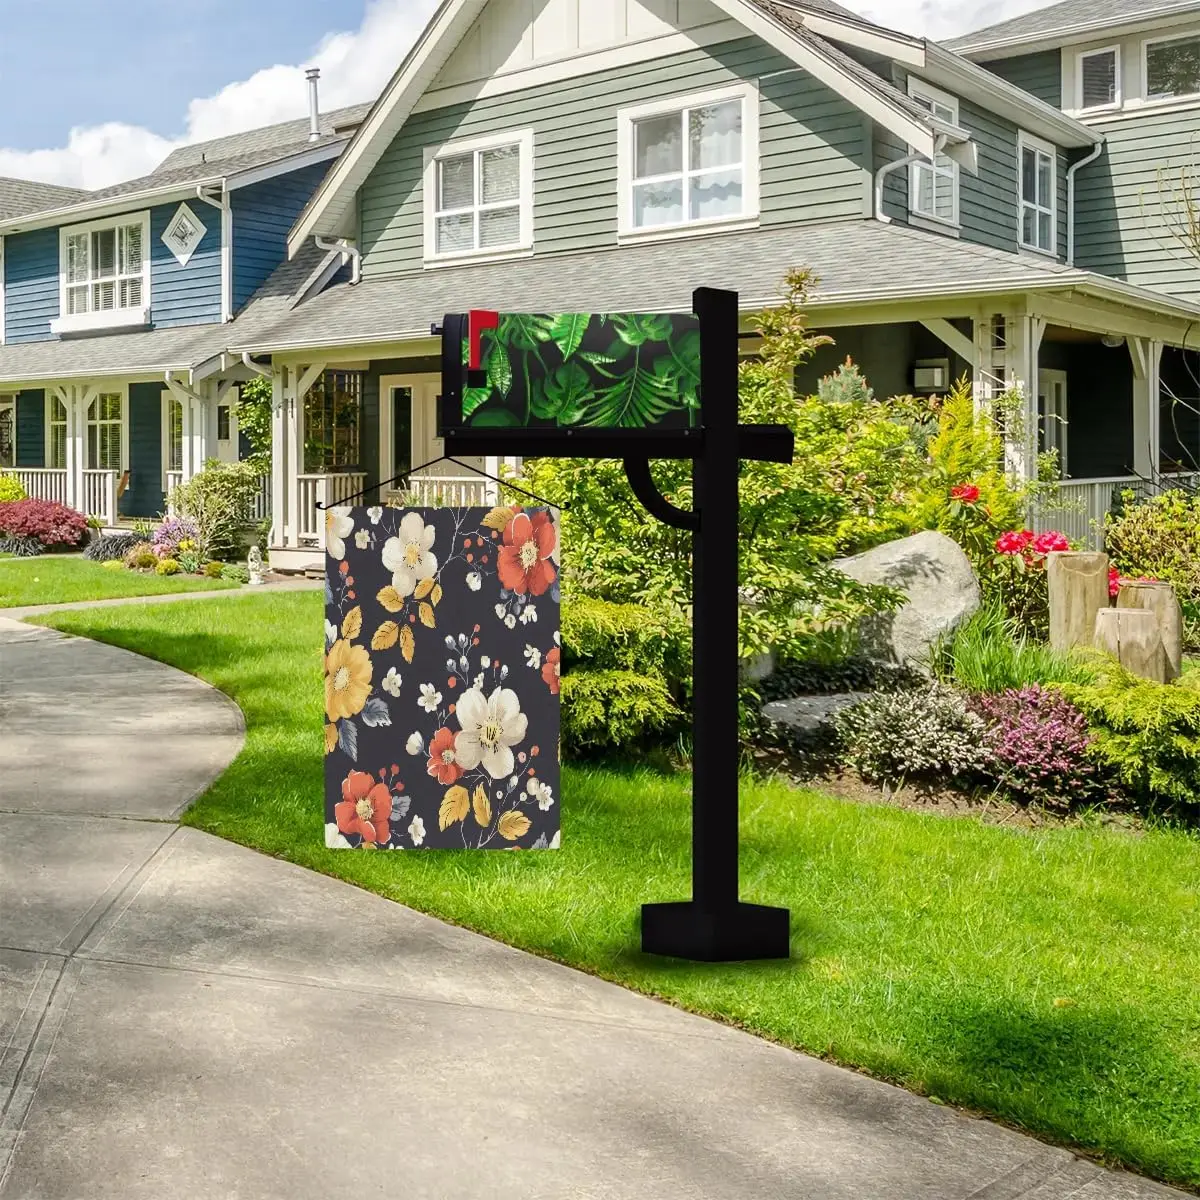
87,393,123,472
907,80,959,227
424,130,533,262
1018,133,1057,255
53,212,150,334
618,84,759,237
1144,31,1200,102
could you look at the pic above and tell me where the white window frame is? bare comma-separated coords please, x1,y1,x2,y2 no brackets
51,211,151,336
422,129,534,266
616,82,760,242
84,389,128,474
906,78,960,230
1142,30,1200,105
1017,132,1057,256
1076,45,1123,113
161,390,184,490
45,394,68,470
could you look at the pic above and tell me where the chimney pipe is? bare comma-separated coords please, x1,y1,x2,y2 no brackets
306,68,321,142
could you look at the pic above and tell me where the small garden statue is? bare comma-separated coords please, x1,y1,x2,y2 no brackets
248,545,264,586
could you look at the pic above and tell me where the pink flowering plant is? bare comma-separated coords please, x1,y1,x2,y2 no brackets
971,685,1106,809
988,527,1073,640
151,516,200,559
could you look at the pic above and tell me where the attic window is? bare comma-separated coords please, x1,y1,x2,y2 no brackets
1078,47,1120,110
51,211,151,335
1145,31,1200,101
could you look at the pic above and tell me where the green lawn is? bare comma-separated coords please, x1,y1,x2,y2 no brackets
0,556,238,607
37,592,1200,1190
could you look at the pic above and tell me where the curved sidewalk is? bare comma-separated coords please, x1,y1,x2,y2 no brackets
0,616,1188,1199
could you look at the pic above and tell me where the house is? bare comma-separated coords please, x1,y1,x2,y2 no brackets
0,91,371,529
203,0,1200,570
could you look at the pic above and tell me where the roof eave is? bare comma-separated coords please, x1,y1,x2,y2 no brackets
0,178,225,236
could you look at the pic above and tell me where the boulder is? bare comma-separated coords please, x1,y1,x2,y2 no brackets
761,693,863,747
834,531,981,670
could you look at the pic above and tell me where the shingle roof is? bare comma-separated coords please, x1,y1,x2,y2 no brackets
947,0,1200,53
0,323,232,386
0,178,88,221
153,102,372,174
230,220,1088,355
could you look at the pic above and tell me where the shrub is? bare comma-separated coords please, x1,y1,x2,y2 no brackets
562,670,683,752
155,558,181,576
938,603,1098,694
178,551,201,575
1106,489,1200,650
167,461,263,561
102,560,125,571
124,541,158,570
0,473,27,503
0,498,88,548
1057,668,1200,807
203,561,225,579
84,532,141,563
832,685,994,785
151,516,199,560
220,563,250,583
971,686,1105,808
0,535,43,557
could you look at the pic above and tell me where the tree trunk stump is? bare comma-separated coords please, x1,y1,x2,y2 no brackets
1094,609,1170,683
1048,552,1110,653
1117,580,1183,682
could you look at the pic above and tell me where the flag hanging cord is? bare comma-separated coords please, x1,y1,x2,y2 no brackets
316,454,568,512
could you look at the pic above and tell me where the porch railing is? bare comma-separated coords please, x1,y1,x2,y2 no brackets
82,470,119,527
1033,473,1200,549
165,471,183,513
299,472,367,545
8,468,68,507
388,475,498,508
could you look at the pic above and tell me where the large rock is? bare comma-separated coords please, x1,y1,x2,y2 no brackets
834,531,981,670
761,693,863,747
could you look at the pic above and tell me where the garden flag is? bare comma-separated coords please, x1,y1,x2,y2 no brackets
324,503,560,850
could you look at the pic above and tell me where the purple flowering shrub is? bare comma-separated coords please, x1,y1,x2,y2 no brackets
151,516,200,559
971,685,1104,808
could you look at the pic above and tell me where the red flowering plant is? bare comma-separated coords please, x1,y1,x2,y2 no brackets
0,498,88,548
950,483,981,506
990,527,1074,640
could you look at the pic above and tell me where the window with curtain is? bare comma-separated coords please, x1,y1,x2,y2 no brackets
87,393,122,472
304,371,363,473
908,83,959,226
1146,32,1200,101
64,217,147,316
47,396,67,470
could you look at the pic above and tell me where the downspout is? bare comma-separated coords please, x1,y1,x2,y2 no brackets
1066,140,1105,267
315,234,362,285
875,136,945,224
196,184,233,322
241,352,272,379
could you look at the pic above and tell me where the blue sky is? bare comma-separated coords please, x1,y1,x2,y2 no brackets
0,0,367,151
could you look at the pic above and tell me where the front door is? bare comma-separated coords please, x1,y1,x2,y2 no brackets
1038,368,1068,472
380,375,484,487
215,401,239,463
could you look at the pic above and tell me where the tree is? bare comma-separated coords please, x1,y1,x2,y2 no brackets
235,377,273,473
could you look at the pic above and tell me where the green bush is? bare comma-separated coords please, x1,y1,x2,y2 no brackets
1057,667,1200,806
203,561,225,579
221,563,250,584
155,558,181,576
178,551,201,575
938,603,1099,694
1106,489,1200,651
124,542,157,570
167,461,262,561
0,473,28,503
561,670,683,751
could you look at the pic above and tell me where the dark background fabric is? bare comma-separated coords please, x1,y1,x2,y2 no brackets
324,505,560,850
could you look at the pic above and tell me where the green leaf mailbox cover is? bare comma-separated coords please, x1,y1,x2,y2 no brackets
464,313,701,430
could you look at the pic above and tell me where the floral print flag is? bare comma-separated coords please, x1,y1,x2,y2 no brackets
324,504,561,851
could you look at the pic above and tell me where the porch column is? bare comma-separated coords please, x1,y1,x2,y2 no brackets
285,368,303,550
270,367,287,548
1004,314,1046,481
56,386,86,512
1129,338,1163,478
971,312,1007,412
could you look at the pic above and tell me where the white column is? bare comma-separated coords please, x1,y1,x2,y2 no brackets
270,367,287,548
1004,313,1045,481
62,387,87,512
285,368,303,550
1129,338,1162,478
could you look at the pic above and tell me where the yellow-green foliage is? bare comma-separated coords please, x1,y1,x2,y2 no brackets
0,473,28,503
1057,666,1200,805
124,541,157,570
561,670,681,751
155,558,181,576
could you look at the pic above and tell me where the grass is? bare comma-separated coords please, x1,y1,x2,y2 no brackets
37,591,1200,1191
0,555,238,607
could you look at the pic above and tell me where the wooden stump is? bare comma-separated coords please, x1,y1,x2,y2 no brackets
1094,608,1170,683
1048,552,1110,653
1117,580,1183,682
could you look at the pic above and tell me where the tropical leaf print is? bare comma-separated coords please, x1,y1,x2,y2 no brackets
548,313,589,361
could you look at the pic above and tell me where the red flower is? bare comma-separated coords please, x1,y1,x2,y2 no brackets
497,510,557,596
950,484,981,504
1109,567,1121,599
1032,531,1069,555
425,727,464,785
335,771,391,845
541,647,561,695
996,530,1034,555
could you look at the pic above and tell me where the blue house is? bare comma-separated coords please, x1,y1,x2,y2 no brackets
0,96,370,527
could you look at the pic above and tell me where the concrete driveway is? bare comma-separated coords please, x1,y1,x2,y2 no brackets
0,615,1188,1199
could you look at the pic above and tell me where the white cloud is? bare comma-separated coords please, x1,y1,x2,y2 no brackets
845,0,1051,40
0,0,437,191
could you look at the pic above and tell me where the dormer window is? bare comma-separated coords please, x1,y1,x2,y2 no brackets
1145,32,1200,102
51,212,151,335
1078,47,1120,110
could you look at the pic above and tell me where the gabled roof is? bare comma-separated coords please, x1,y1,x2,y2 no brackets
948,0,1200,58
0,178,88,221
